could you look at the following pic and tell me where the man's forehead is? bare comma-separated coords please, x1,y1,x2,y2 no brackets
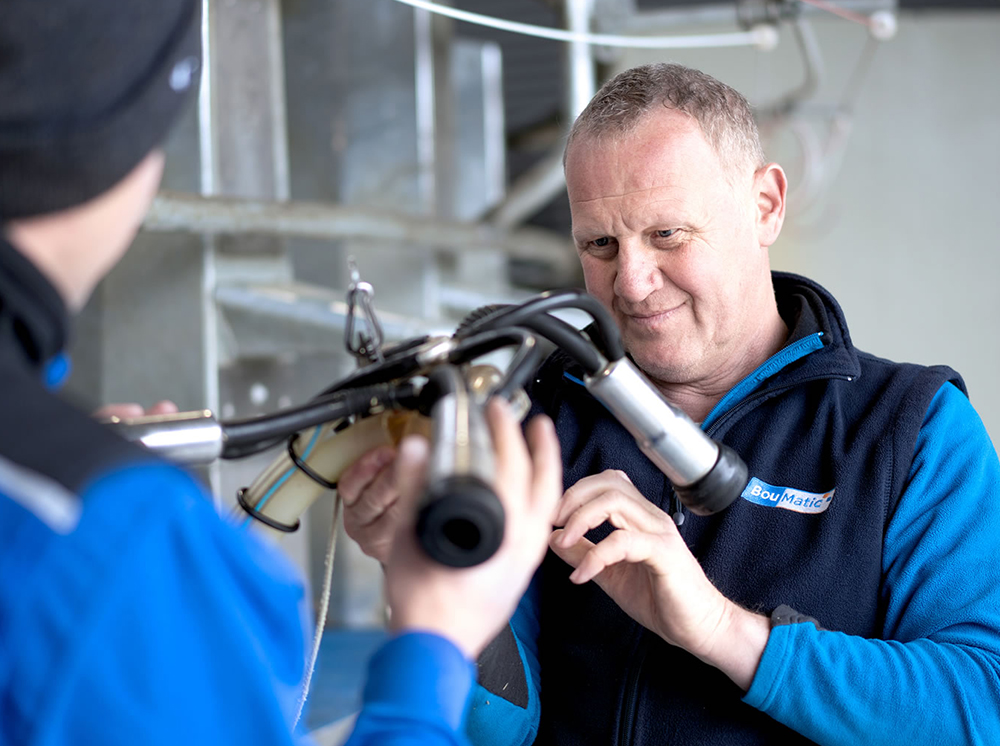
566,115,720,204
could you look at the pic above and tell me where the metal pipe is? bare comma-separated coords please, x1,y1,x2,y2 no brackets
144,190,578,277
566,0,597,120
758,17,825,118
603,0,895,34
481,0,597,232
103,410,224,465
484,152,566,231
214,282,449,341
585,359,718,487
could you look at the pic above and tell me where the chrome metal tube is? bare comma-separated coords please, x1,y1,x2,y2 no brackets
417,366,503,567
426,367,495,491
104,410,224,465
586,359,718,487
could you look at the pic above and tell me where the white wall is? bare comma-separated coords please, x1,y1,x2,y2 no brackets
617,11,1000,442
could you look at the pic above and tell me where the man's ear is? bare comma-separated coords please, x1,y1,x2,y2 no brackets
753,163,787,248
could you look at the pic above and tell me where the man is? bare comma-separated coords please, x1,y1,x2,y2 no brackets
341,64,1000,745
0,2,561,745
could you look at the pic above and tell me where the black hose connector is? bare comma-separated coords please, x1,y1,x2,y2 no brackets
416,475,505,568
673,443,748,516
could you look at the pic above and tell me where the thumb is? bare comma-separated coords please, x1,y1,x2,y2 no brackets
549,529,594,569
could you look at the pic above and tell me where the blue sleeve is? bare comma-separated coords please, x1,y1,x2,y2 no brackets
33,464,312,746
744,382,1000,745
465,574,542,746
344,632,475,746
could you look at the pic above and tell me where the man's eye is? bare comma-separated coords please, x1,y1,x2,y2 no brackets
655,229,676,239
593,237,611,247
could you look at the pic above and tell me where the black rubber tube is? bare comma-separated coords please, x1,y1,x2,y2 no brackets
516,314,603,375
444,328,543,401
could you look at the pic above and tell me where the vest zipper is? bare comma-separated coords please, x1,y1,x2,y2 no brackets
616,630,648,746
704,373,855,437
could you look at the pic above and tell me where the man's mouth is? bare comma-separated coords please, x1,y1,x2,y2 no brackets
620,303,684,327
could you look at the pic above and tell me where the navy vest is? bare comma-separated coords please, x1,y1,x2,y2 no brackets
531,273,962,746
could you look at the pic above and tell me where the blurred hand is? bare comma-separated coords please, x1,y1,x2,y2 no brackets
93,400,179,419
548,469,769,690
340,446,401,565
384,399,561,659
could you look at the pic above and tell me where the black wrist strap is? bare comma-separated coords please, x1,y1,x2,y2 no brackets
770,604,823,631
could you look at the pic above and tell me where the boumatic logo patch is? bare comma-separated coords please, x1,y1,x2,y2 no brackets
741,477,835,514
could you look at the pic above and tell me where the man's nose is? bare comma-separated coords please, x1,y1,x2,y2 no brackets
613,241,661,303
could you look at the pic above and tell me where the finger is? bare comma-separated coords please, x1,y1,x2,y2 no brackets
147,400,180,415
338,446,397,507
569,528,661,585
487,398,531,494
557,491,670,548
94,403,144,419
555,469,637,526
343,502,403,565
393,434,430,512
345,462,403,527
525,414,562,520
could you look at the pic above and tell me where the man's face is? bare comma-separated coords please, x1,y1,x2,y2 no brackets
565,110,770,389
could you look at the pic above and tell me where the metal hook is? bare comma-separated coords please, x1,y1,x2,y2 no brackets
344,257,385,364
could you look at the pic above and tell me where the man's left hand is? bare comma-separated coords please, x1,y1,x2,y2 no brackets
549,469,770,690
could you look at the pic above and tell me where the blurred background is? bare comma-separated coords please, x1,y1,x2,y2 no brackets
63,0,1000,738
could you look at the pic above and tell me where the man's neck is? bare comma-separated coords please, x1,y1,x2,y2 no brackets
649,316,790,424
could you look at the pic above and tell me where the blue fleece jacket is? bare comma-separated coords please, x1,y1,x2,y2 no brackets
0,233,476,746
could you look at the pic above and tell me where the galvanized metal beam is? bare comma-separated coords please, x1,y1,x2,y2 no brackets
145,190,579,278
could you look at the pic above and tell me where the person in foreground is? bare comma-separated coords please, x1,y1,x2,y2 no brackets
0,2,561,745
340,63,1000,745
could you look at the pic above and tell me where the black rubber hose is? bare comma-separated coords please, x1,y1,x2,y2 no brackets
316,353,426,398
443,328,543,401
516,314,603,375
219,435,288,460
454,304,508,336
219,383,420,457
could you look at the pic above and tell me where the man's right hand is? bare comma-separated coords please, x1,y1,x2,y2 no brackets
339,445,402,565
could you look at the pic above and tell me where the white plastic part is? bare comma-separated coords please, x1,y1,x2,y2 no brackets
235,410,429,539
752,24,781,52
869,11,897,41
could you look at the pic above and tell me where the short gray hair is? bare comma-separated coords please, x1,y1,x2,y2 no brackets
565,63,765,174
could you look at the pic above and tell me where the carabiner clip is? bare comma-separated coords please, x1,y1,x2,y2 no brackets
344,258,385,365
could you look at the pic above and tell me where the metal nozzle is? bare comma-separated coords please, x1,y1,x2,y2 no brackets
103,410,223,464
585,358,747,515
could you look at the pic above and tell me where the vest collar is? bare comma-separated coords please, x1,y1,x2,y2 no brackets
771,271,861,382
0,235,70,377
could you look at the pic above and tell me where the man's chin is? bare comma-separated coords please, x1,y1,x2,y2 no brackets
624,350,691,386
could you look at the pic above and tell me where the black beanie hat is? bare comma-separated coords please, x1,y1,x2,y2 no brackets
0,0,202,220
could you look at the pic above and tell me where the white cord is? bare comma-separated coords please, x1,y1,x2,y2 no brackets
390,0,780,50
294,493,342,729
